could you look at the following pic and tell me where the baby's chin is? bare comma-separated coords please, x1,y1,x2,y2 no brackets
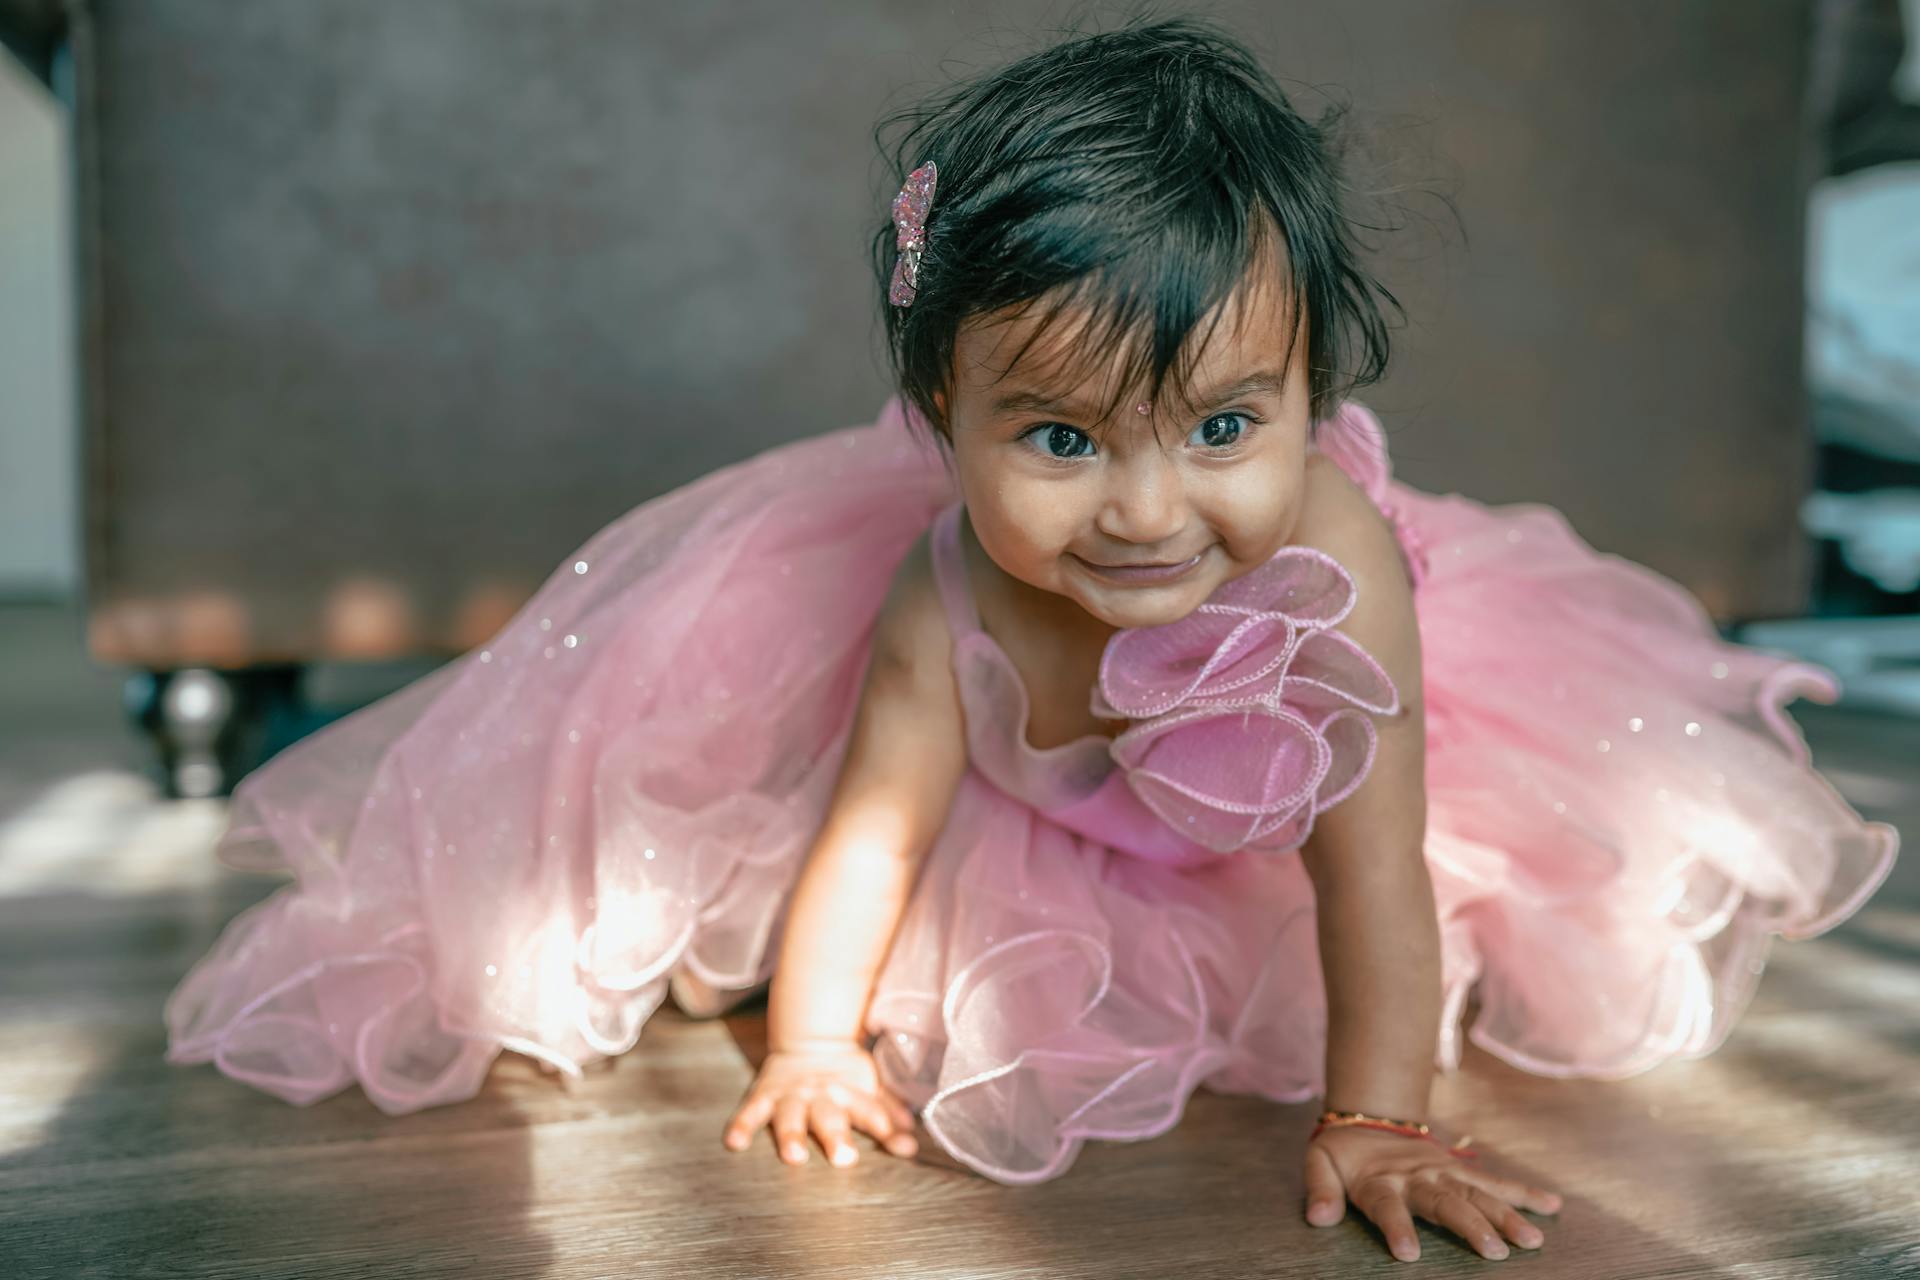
1057,562,1233,631
1080,598,1200,631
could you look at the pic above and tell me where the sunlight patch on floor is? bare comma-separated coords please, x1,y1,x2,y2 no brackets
0,1023,120,1160
0,769,227,896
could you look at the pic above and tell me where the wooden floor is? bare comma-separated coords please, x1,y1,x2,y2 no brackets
3,599,1917,1279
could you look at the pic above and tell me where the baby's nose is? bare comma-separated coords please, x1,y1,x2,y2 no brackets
1098,472,1186,545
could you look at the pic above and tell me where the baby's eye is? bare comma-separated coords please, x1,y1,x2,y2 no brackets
1021,422,1096,460
1190,411,1253,450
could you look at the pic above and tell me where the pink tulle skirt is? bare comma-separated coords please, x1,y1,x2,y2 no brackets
164,398,1899,1184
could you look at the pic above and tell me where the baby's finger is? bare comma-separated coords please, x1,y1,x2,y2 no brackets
723,1091,774,1151
1302,1143,1346,1227
1466,1186,1546,1250
841,1091,893,1138
809,1099,859,1167
1455,1167,1564,1215
845,1092,919,1158
1410,1182,1507,1260
1352,1178,1422,1263
878,1090,918,1136
773,1096,811,1164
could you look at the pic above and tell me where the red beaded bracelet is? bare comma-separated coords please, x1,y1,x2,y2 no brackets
1310,1110,1479,1160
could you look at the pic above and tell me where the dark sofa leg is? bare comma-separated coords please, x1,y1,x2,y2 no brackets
126,665,305,799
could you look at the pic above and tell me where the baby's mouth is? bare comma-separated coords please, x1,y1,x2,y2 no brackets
1071,549,1207,585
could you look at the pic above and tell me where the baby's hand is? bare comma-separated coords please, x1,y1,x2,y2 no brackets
722,1040,920,1167
1303,1127,1562,1263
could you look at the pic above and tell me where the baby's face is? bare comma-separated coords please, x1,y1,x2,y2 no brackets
941,263,1313,631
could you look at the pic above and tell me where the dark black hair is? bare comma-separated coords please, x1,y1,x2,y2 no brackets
871,13,1405,442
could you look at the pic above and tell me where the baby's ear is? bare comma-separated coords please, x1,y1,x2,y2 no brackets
928,389,957,443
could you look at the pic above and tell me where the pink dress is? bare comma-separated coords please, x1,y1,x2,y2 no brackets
163,398,1900,1184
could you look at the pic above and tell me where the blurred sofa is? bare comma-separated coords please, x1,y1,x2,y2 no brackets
51,0,1838,791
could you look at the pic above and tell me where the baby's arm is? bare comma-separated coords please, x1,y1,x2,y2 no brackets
1290,457,1559,1261
723,528,967,1166
1292,458,1438,1125
767,528,967,1051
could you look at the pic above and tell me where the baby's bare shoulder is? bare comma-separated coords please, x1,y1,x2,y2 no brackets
1290,453,1421,698
1292,452,1404,588
838,524,967,806
868,527,958,696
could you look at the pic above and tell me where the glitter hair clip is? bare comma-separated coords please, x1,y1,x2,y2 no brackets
888,161,938,308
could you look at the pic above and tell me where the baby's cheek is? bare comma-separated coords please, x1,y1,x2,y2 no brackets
1219,482,1303,562
972,505,1060,576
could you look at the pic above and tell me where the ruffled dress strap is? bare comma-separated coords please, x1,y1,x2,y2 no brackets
926,500,1123,819
1313,399,1430,590
928,500,984,641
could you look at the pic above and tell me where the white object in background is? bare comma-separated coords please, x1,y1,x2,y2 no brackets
1806,161,1920,459
1787,154,1920,720
1738,613,1920,718
1803,489,1920,593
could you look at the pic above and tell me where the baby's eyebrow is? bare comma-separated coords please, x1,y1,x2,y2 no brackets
988,368,1288,422
1180,369,1290,410
987,387,1099,419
